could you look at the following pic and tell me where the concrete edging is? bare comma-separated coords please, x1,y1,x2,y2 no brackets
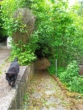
0,63,34,110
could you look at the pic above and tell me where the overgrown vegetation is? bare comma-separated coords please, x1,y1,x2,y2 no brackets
1,0,83,94
29,0,83,94
59,61,83,94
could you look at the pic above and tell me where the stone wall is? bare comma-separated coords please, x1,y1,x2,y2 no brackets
0,63,34,110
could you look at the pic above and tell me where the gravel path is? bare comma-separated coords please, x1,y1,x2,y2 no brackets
22,70,77,110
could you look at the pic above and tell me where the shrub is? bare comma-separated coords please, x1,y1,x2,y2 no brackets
68,76,83,93
10,42,36,65
60,60,79,83
59,60,83,94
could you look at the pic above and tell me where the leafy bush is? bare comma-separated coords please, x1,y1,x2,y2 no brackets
60,61,79,82
48,60,83,94
10,42,36,65
59,60,83,94
28,0,83,66
68,76,83,93
10,32,38,65
47,59,56,75
1,0,26,36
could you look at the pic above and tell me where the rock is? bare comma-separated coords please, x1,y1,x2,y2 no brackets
32,92,42,99
13,8,36,44
45,90,54,95
47,96,61,105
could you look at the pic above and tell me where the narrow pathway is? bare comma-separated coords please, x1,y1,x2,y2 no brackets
22,70,76,110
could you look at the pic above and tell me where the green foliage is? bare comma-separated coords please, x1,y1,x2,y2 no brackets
23,93,29,101
1,0,26,36
0,9,7,40
59,61,79,82
10,41,36,65
12,14,27,34
48,60,83,94
29,0,83,65
10,29,38,65
68,76,83,93
59,61,83,94
47,59,56,75
47,58,66,76
22,93,29,110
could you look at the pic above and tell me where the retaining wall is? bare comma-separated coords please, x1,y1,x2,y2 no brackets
0,63,35,110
